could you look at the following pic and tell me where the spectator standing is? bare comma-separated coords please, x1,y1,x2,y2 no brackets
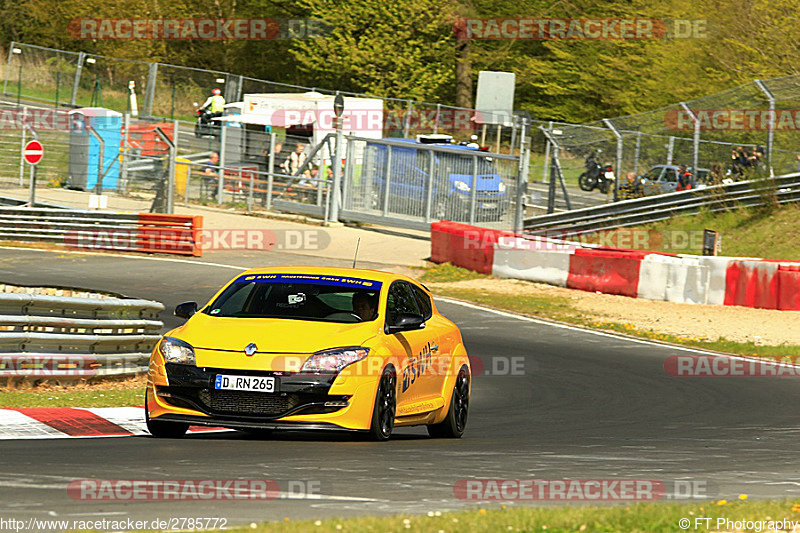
203,151,221,200
282,143,307,175
676,164,693,191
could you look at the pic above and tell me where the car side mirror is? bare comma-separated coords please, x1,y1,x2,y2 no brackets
175,302,198,319
387,313,425,334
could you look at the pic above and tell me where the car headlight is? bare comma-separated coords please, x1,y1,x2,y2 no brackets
498,181,506,193
301,347,369,373
454,180,471,193
159,337,196,365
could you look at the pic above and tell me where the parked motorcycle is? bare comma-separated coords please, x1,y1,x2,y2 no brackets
578,150,616,193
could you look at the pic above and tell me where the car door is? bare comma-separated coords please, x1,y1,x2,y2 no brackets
410,283,450,397
641,167,664,196
661,168,679,193
384,281,437,406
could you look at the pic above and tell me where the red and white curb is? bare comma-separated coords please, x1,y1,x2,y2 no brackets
0,407,222,439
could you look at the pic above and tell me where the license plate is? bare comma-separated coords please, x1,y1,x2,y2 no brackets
481,202,497,209
214,374,276,393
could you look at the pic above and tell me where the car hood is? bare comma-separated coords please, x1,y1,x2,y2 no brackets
170,312,380,354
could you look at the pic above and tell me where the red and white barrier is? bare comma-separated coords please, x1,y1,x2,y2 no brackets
0,407,222,440
638,254,711,304
492,237,576,287
431,222,800,311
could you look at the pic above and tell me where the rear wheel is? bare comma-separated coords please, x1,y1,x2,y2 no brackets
369,367,397,441
145,390,188,439
427,365,470,438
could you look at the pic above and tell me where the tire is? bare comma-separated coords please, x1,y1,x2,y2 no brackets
578,172,597,191
145,391,188,439
427,365,470,438
369,366,397,441
598,179,610,194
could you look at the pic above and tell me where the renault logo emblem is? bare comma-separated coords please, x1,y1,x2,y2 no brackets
245,343,257,356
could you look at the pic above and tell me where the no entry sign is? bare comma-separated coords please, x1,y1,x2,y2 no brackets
23,140,43,165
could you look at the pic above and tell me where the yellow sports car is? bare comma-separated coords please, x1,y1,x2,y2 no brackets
145,267,471,441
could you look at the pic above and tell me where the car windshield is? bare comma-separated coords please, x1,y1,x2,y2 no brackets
203,273,383,323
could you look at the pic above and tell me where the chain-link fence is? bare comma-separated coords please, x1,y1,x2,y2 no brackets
0,102,527,230
341,136,523,230
5,40,800,219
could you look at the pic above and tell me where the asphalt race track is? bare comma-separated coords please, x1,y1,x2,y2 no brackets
1,247,800,526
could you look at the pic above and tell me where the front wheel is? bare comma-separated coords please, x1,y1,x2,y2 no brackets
578,172,597,191
427,365,470,438
369,367,397,441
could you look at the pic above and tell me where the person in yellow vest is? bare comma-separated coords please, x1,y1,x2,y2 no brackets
201,88,226,118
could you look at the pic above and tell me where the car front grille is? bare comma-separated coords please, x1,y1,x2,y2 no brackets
198,389,299,416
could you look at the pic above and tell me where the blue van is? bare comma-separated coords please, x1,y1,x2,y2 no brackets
363,137,507,223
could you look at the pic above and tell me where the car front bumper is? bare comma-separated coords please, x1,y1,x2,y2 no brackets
147,363,380,431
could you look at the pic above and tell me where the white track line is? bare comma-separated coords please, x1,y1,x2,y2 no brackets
436,296,800,369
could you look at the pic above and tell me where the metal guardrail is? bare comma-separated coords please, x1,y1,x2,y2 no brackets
0,207,138,244
524,173,800,236
0,289,164,380
0,207,203,256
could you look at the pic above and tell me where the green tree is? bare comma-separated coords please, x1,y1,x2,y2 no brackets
289,0,457,103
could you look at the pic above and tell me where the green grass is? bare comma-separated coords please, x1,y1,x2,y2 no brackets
135,499,800,532
528,151,584,188
628,203,800,260
0,384,143,408
417,263,489,283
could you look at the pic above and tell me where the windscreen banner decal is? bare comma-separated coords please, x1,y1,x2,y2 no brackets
235,273,382,290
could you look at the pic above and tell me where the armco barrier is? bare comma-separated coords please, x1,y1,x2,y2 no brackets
0,208,203,257
567,248,648,298
0,286,164,381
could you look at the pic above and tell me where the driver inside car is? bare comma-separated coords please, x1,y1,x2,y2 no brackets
352,292,378,321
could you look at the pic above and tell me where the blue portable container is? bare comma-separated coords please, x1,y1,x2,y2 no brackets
67,108,122,191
